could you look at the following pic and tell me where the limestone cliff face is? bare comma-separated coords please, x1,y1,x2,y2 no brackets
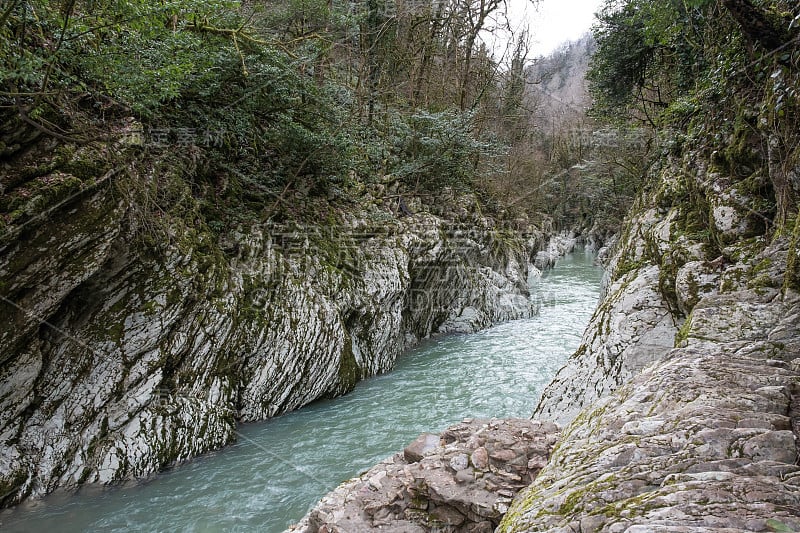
0,162,542,506
500,147,800,530
533,149,800,423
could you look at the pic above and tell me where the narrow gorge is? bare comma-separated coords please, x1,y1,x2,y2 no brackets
0,248,603,531
2,0,800,531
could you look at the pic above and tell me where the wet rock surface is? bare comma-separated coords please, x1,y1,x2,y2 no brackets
288,418,559,533
534,233,578,271
535,259,679,427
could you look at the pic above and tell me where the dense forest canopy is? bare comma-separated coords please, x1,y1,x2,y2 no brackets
0,0,646,242
0,1,526,216
1,0,797,243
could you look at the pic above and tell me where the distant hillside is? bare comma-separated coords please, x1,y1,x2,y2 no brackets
526,34,595,121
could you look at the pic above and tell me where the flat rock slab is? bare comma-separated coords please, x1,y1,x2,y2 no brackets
287,418,559,533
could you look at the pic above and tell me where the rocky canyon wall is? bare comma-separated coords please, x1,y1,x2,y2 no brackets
291,140,800,533
500,148,800,531
0,161,543,506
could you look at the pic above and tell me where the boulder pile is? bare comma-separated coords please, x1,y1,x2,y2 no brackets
288,418,559,533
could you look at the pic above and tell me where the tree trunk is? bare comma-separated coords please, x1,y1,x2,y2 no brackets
721,0,793,51
364,0,381,125
413,1,446,107
460,0,500,110
460,35,475,110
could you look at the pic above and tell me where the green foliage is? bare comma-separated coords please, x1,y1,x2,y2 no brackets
684,0,712,7
588,0,712,123
2,1,368,201
2,0,513,220
588,1,654,118
387,110,507,193
766,518,797,533
2,1,241,113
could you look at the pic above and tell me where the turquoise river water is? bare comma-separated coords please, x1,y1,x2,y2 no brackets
0,250,603,533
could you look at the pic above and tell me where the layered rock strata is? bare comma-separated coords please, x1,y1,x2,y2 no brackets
500,286,800,531
296,148,800,531
0,172,542,506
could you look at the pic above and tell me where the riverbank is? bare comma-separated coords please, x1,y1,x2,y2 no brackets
290,152,800,533
289,231,800,533
290,418,560,533
500,177,800,530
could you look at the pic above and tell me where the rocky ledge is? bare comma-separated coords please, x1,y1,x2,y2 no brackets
533,232,578,271
499,286,800,532
288,418,559,533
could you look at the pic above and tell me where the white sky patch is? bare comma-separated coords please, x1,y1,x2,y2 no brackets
503,0,604,57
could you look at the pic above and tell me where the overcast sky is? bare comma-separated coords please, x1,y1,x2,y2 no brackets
504,0,604,57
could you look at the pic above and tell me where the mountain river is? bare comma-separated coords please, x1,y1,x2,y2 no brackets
0,249,603,532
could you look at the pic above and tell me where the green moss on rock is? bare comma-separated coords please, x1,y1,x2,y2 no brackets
784,215,800,293
336,333,362,394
